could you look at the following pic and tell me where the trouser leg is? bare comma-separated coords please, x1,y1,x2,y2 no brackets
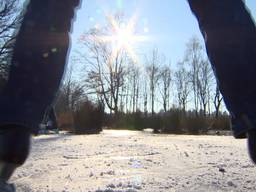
187,0,256,138
0,0,80,180
0,0,80,132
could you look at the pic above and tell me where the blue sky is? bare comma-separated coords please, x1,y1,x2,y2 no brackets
68,0,255,111
70,0,256,69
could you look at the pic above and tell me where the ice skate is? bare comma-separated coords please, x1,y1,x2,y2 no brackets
0,180,15,192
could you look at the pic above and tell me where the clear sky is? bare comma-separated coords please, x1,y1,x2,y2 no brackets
70,0,256,69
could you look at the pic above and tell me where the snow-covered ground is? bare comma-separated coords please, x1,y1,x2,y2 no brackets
11,130,256,192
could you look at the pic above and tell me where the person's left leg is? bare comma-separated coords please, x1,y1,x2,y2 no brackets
0,0,80,186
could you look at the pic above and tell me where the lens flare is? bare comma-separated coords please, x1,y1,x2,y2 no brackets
85,13,149,64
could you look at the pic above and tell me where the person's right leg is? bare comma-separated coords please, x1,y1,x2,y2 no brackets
0,0,80,187
187,0,256,162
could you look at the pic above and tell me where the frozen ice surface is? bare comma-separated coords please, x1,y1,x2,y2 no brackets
11,130,256,192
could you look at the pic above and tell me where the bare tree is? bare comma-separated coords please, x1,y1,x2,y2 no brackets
119,80,126,113
197,59,213,116
142,79,148,115
159,63,172,112
175,63,191,111
55,66,85,114
214,84,223,118
80,15,128,114
129,63,140,113
185,37,203,114
146,48,161,115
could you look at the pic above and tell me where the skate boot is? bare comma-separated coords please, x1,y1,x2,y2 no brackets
240,115,256,164
247,130,256,164
0,125,31,191
0,179,15,192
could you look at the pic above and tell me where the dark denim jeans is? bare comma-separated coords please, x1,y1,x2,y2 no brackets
0,0,79,133
188,0,256,138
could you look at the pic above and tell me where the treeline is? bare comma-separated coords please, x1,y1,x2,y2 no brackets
106,110,230,134
55,95,230,135
73,14,224,118
55,85,231,134
54,14,230,134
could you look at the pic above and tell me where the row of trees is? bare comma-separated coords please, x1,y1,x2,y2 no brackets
74,32,224,117
55,14,228,133
75,13,225,117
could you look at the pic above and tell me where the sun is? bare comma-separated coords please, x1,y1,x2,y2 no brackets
115,25,134,47
88,14,149,64
107,14,149,64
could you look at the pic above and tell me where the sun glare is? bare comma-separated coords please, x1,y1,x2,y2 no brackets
116,26,133,47
86,14,149,64
108,14,149,64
